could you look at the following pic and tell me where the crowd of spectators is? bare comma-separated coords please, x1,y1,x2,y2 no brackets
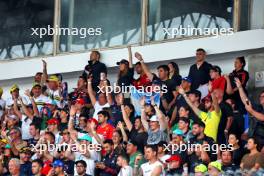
0,47,263,176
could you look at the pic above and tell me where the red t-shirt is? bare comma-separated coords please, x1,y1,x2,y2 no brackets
96,123,115,140
132,74,152,89
212,76,226,92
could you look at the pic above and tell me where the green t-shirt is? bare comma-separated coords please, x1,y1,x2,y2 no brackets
129,151,145,168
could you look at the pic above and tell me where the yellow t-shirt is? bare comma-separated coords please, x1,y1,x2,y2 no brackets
199,110,221,142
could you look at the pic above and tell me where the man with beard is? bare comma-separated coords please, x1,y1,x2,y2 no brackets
188,121,216,172
31,159,44,176
19,147,33,176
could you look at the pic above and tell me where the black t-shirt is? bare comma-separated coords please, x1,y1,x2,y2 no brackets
232,147,244,166
59,122,68,132
20,161,32,176
129,128,148,153
228,69,249,114
229,110,244,138
64,160,75,175
117,68,134,87
189,135,217,161
188,61,212,90
218,101,233,144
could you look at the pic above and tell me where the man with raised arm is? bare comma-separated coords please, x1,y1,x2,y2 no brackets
178,86,221,142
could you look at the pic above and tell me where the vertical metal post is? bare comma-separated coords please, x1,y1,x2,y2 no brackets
67,0,75,51
233,0,241,32
53,0,61,56
141,0,148,45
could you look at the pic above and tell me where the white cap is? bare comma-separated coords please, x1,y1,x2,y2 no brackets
148,115,159,122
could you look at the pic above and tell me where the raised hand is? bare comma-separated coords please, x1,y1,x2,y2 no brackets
134,52,143,61
24,89,31,97
140,96,146,106
69,105,77,117
234,77,242,88
178,86,185,95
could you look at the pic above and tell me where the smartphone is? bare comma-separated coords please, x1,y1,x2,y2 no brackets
100,72,106,81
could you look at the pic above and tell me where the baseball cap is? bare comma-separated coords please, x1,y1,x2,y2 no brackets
47,118,59,125
10,84,19,93
78,134,92,142
0,87,3,95
7,114,19,120
0,139,8,144
166,155,181,163
195,164,207,173
209,161,222,171
147,115,159,122
19,147,32,154
127,140,138,147
116,59,129,66
76,98,85,105
47,75,59,82
182,77,192,83
172,129,184,136
5,144,11,149
210,65,222,75
52,160,64,167
32,82,41,88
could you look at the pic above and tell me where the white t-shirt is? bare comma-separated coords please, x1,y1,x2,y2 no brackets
46,89,63,108
92,101,110,120
118,165,133,176
6,96,30,108
21,115,32,140
74,152,95,176
34,94,51,112
0,99,6,120
141,161,164,176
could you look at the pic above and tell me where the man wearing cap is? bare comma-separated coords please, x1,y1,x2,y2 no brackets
48,160,65,176
0,87,6,122
188,48,212,90
46,75,64,108
179,86,221,142
19,147,33,176
31,82,51,112
6,84,30,108
209,65,226,93
141,113,167,145
126,140,144,169
170,129,188,165
165,154,183,175
194,164,207,176
71,134,97,176
116,46,134,88
47,118,62,144
169,77,192,126
208,161,222,176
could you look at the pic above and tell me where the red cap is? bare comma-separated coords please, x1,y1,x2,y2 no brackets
166,155,181,163
88,118,98,126
47,118,59,125
76,98,85,105
41,160,52,175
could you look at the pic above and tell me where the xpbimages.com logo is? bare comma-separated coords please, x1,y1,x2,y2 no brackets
31,25,102,38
